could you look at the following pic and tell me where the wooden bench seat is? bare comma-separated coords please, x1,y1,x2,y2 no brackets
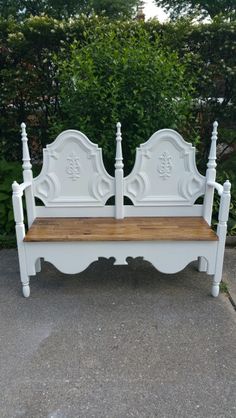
24,217,218,242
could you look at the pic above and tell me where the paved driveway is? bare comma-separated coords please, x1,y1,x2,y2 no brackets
0,249,236,418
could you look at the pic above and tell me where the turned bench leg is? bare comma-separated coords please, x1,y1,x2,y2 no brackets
211,280,220,297
18,247,30,298
12,181,31,297
18,246,30,298
22,278,30,298
18,249,30,297
211,252,224,298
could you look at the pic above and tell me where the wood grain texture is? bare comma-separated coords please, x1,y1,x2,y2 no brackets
24,217,218,242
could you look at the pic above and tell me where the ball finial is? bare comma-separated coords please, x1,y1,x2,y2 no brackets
223,180,231,193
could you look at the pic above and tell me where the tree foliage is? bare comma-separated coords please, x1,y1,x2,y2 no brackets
154,0,236,20
0,0,139,20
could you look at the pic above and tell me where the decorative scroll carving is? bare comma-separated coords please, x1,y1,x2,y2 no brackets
158,151,173,180
66,152,80,181
126,173,148,200
178,175,203,200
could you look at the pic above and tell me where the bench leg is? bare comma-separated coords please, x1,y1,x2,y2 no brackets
35,258,41,273
211,260,224,298
211,277,220,297
17,245,30,298
22,279,30,298
198,257,207,272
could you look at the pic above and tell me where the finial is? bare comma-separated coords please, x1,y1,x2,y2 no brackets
21,122,32,171
116,122,121,138
207,121,218,170
212,121,218,141
12,181,20,194
223,180,231,193
21,122,27,140
115,122,123,170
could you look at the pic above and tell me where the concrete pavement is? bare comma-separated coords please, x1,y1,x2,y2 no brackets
0,248,236,418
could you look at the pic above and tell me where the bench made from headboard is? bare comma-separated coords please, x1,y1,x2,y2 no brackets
12,122,231,298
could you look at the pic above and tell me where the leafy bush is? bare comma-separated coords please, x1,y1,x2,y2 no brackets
56,27,196,174
1,16,235,163
0,159,22,236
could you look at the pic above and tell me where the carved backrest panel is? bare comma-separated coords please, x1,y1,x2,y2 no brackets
124,129,205,206
33,130,114,206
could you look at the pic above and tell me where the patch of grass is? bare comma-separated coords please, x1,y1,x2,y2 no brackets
220,281,228,294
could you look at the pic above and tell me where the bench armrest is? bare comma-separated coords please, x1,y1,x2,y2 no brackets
207,181,224,196
13,181,31,194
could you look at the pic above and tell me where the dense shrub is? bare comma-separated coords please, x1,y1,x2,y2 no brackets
1,16,235,159
56,27,196,173
0,159,22,235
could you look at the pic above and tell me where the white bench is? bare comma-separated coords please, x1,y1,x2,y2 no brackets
12,122,231,298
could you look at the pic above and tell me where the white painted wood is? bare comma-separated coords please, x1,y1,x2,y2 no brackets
203,121,218,225
199,121,218,272
212,180,231,297
207,181,223,196
12,181,30,297
124,129,205,206
35,258,41,273
36,204,203,218
36,206,116,217
21,122,31,173
115,122,124,219
21,123,36,227
12,122,230,298
123,205,203,217
197,256,208,273
33,130,114,206
25,240,217,277
198,259,207,272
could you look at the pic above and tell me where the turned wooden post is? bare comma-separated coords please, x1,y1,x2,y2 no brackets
212,180,231,297
12,181,30,297
21,123,35,226
199,121,218,272
203,121,218,224
115,122,124,219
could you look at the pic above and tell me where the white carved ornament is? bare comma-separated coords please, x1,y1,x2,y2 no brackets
158,151,173,180
66,152,80,180
33,130,114,207
124,129,206,206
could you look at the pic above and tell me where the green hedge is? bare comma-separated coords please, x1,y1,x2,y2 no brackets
0,160,22,236
1,16,236,161
56,26,196,174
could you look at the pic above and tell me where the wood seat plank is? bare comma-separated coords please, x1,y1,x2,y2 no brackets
24,217,218,242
